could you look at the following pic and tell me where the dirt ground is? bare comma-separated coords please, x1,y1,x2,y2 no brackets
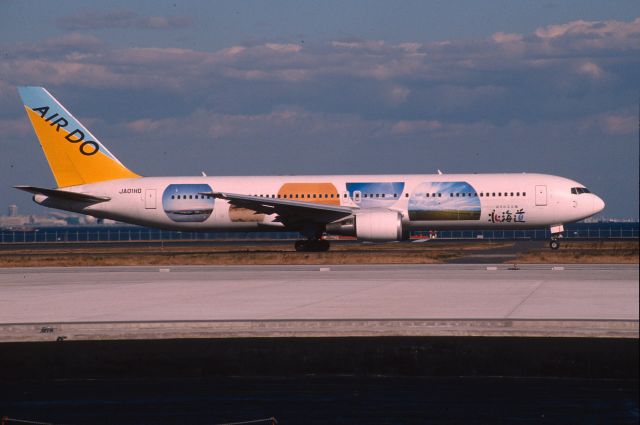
0,240,636,267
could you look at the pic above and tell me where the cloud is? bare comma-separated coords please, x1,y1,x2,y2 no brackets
57,10,193,31
601,113,635,135
1,17,637,133
391,120,442,134
577,61,605,79
534,17,640,41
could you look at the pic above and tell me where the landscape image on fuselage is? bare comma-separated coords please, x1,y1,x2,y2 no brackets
409,181,481,221
162,184,214,222
346,182,405,208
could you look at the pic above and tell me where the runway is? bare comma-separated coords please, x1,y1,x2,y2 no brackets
0,264,637,341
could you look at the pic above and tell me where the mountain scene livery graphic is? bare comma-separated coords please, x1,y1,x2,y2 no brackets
409,182,481,221
346,182,405,208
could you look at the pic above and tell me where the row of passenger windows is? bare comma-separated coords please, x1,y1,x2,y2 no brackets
269,193,349,199
171,192,528,200
171,195,212,199
448,192,526,197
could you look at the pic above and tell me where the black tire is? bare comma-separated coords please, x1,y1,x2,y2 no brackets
316,240,330,252
549,240,560,250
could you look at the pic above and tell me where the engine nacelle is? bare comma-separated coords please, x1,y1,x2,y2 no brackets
355,209,403,242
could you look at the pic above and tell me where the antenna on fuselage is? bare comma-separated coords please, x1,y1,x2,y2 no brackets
437,169,443,175
201,171,207,177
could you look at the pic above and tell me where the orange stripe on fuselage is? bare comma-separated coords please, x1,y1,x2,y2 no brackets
277,183,340,205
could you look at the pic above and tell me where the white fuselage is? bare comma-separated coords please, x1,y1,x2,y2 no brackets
35,173,605,235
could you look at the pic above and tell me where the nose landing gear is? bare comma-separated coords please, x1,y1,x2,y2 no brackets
548,224,564,250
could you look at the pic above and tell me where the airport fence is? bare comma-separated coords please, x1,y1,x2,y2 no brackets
413,226,640,240
0,223,638,244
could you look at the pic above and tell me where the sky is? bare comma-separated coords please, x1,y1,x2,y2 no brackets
0,0,638,218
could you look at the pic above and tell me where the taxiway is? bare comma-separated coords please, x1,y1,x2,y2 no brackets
0,264,637,341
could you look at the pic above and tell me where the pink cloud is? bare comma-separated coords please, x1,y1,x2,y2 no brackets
602,114,636,135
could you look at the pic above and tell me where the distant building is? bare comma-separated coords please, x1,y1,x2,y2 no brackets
8,204,18,217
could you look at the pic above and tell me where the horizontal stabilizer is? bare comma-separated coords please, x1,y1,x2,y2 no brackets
14,185,111,203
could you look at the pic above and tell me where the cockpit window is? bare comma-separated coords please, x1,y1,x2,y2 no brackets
571,187,591,195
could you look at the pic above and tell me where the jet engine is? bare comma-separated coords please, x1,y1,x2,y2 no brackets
327,209,404,242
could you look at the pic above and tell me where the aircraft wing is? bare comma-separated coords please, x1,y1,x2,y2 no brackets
205,191,354,225
14,185,111,204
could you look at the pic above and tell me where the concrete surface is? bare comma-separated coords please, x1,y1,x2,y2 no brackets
0,264,637,341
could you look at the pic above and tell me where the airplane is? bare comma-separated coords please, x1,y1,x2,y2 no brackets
15,86,605,252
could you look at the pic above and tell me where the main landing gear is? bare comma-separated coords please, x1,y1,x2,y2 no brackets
294,239,330,252
549,238,560,250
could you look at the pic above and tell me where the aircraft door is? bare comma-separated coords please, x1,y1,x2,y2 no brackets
145,189,157,209
354,190,362,204
535,185,547,206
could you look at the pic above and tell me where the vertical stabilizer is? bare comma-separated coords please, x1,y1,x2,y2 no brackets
17,86,140,187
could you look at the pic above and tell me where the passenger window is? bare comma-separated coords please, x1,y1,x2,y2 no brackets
523,192,526,196
438,193,441,197
405,193,409,197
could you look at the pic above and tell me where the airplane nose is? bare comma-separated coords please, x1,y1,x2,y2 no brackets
592,195,605,214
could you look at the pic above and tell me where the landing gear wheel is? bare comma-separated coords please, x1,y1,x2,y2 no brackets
294,240,330,252
549,239,560,250
315,240,330,252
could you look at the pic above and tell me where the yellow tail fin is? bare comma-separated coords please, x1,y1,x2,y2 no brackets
18,86,140,187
